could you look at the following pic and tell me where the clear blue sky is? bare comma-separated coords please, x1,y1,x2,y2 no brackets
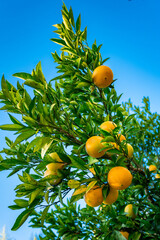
0,0,160,239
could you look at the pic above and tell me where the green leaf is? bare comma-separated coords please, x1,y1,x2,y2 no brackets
68,155,87,170
11,209,32,231
8,114,23,125
29,188,43,204
12,129,36,147
41,138,53,159
88,156,99,165
102,185,109,199
50,38,66,46
24,80,44,90
86,180,97,193
124,114,136,125
70,192,84,204
62,13,71,30
0,124,23,131
130,232,141,240
13,72,35,81
25,137,42,152
76,14,81,32
14,199,28,208
76,82,90,88
8,205,24,210
106,148,121,154
41,206,50,226
69,7,75,27
1,75,10,98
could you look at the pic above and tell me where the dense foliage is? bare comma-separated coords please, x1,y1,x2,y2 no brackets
0,3,160,240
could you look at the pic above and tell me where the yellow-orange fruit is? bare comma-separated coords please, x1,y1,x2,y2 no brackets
108,166,133,190
126,143,134,158
100,121,117,133
44,169,61,185
92,65,113,88
103,187,118,205
124,204,136,218
47,152,64,172
84,185,103,207
155,174,160,179
86,136,106,158
120,231,129,239
117,134,126,142
149,165,157,173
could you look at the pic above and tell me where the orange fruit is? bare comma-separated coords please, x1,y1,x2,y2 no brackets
84,185,103,207
100,121,117,133
44,169,61,185
117,134,126,142
85,136,106,158
120,231,129,239
149,165,157,173
103,187,118,205
124,204,136,218
108,166,133,190
126,143,134,158
47,152,64,172
155,174,160,179
92,65,113,88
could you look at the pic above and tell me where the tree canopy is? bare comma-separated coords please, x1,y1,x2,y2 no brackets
0,3,160,240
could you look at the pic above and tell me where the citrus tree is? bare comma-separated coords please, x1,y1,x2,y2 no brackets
0,3,160,240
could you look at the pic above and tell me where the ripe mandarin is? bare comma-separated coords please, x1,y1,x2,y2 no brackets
149,165,157,173
100,121,117,133
107,166,133,190
92,65,113,88
86,136,106,158
117,134,126,142
103,187,118,205
84,185,103,207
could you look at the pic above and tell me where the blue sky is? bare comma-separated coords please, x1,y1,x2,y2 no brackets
0,0,160,239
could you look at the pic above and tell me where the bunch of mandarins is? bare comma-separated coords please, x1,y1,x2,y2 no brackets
84,66,134,210
84,120,133,207
85,65,135,239
148,164,160,179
